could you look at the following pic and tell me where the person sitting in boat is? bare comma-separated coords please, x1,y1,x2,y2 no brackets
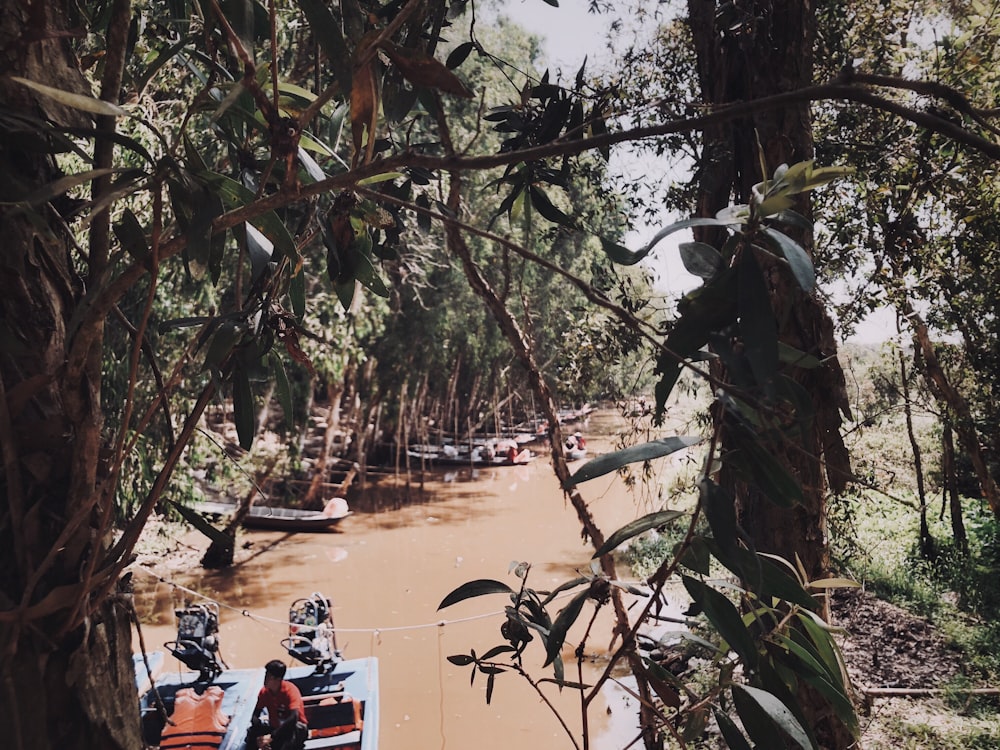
247,660,308,750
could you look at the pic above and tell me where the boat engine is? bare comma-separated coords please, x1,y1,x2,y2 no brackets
164,602,224,682
281,592,340,672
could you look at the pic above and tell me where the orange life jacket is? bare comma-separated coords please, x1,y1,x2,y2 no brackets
160,686,230,749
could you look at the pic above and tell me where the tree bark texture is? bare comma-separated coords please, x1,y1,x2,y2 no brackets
0,1,141,747
687,0,852,591
686,2,855,747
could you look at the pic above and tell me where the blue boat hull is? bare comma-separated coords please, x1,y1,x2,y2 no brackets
137,656,378,750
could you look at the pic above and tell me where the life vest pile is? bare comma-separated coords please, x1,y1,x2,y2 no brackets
159,686,230,749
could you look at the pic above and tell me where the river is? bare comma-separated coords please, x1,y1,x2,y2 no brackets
132,409,691,750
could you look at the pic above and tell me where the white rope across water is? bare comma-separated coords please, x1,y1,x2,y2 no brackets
133,565,663,636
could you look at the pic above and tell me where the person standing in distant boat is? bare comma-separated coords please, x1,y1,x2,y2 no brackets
247,660,308,750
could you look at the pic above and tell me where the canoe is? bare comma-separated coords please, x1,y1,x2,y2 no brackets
138,595,378,750
197,497,351,532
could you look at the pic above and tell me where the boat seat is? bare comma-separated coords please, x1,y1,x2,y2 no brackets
304,697,362,734
303,728,362,749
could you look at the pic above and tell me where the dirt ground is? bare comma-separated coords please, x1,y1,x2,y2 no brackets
830,587,965,692
830,587,999,749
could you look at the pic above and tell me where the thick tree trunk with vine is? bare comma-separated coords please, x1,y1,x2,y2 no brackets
0,1,142,747
687,2,854,746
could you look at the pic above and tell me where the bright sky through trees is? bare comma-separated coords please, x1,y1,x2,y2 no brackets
496,0,891,342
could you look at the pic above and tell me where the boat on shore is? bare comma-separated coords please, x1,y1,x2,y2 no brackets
137,595,378,750
196,497,351,532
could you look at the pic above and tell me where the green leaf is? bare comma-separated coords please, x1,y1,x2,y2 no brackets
353,247,390,298
294,0,351,93
566,436,701,487
678,241,723,278
166,500,234,550
701,479,739,562
777,342,821,369
599,236,643,265
539,576,589,606
113,208,149,262
269,351,293,429
682,576,759,668
773,632,836,682
290,267,305,318
641,216,738,257
297,147,326,183
725,426,804,507
438,579,514,610
335,280,356,310
198,171,297,259
803,673,859,736
202,320,244,371
232,365,256,451
446,41,476,69
11,76,127,117
797,612,846,682
245,223,274,282
763,227,814,291
22,168,124,206
733,684,814,750
738,248,778,388
357,172,405,186
771,209,812,231
679,535,711,575
529,185,573,226
480,645,517,660
714,710,753,750
544,589,588,666
592,510,687,558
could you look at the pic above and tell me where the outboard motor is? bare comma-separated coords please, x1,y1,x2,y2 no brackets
164,602,224,682
281,592,340,672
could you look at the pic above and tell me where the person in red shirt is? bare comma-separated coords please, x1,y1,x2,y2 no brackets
246,660,308,750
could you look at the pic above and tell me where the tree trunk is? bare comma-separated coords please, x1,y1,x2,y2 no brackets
687,0,852,590
0,1,143,746
941,421,969,555
687,2,854,746
303,379,346,507
897,332,933,559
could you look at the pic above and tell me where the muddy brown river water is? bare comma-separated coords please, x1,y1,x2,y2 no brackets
133,410,693,749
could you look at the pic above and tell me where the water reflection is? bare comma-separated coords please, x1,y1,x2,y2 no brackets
133,412,691,750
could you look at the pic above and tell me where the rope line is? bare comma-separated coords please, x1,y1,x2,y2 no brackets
132,565,670,635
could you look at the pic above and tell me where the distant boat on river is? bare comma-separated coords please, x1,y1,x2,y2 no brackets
407,440,535,467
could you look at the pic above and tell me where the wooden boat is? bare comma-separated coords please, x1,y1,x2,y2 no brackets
407,444,535,467
138,595,378,750
196,497,351,532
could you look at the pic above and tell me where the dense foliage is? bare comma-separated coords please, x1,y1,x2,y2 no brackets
3,0,1000,749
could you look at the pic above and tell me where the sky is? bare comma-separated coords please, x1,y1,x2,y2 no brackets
491,1,894,344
